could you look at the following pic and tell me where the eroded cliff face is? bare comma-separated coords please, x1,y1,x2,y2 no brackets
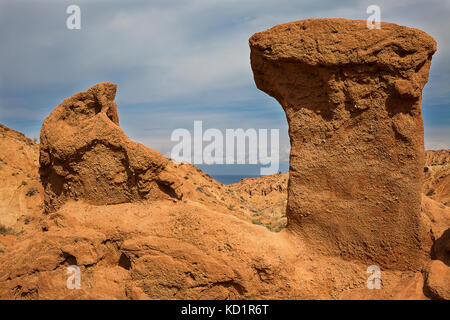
424,150,450,206
0,125,43,232
39,82,183,213
250,19,437,270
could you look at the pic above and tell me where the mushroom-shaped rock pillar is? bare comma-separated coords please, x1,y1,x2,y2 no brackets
249,19,437,270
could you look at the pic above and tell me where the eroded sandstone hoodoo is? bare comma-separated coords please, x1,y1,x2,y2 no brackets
249,19,437,270
40,82,182,213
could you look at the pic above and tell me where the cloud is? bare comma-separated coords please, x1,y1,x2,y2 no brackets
0,0,448,174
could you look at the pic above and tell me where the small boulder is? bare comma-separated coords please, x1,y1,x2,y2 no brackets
423,260,450,300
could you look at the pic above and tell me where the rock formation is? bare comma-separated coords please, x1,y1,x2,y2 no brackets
426,150,450,166
0,124,43,232
1,195,439,300
229,173,289,231
424,150,450,206
250,19,437,270
0,19,448,300
39,82,183,213
423,260,450,300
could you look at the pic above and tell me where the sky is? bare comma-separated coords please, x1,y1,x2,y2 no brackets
0,0,449,177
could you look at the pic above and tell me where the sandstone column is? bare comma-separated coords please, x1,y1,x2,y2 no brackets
249,19,436,270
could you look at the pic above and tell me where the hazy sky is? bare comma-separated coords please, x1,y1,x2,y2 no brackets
1,0,449,176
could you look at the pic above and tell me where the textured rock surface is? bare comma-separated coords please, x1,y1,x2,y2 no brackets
426,150,450,166
0,199,433,300
39,82,183,213
0,125,43,232
421,195,450,271
229,173,288,231
0,134,448,299
2,184,445,300
250,19,437,270
424,150,450,206
423,260,450,300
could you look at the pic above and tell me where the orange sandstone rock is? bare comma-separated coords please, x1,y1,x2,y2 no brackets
250,19,437,270
425,149,450,167
0,124,43,232
424,150,450,206
39,82,182,213
423,260,450,300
